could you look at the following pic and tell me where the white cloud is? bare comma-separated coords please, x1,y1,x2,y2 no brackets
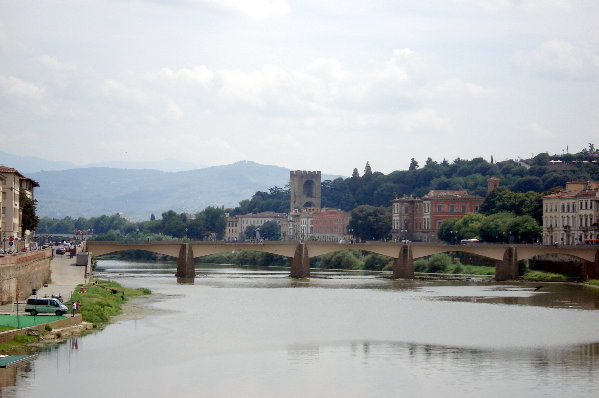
0,75,45,101
522,122,555,139
100,80,184,123
195,0,290,18
513,40,599,79
399,108,452,133
37,55,75,71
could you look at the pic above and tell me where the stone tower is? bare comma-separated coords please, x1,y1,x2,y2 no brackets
487,177,500,195
290,170,321,211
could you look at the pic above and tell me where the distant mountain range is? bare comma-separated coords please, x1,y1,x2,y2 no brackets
0,150,203,172
0,153,343,220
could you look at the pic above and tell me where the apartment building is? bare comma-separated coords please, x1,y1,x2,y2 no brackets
542,181,599,245
225,211,287,241
392,190,484,242
0,166,40,244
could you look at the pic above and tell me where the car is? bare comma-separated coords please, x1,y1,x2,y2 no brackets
0,248,4,254
25,297,68,316
56,248,65,255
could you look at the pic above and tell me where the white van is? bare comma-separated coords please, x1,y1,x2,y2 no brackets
25,297,69,316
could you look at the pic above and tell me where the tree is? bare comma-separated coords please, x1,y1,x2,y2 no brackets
259,221,281,240
512,176,544,192
363,162,373,178
20,188,40,234
197,207,227,239
348,205,391,241
409,158,419,171
245,225,258,240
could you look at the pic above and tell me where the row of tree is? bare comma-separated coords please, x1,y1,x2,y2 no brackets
38,207,228,241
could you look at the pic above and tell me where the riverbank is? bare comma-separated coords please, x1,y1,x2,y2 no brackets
0,278,151,354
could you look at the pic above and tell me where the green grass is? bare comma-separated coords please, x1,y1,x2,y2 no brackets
585,280,599,286
446,264,495,275
522,270,570,281
0,325,14,332
69,279,151,326
0,335,38,353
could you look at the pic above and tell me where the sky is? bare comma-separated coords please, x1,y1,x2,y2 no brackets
1,0,598,175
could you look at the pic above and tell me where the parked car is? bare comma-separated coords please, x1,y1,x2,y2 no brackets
25,297,68,316
56,248,65,255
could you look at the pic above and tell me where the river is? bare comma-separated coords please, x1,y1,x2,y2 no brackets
2,259,599,397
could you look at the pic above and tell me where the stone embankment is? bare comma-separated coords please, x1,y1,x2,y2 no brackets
0,250,53,305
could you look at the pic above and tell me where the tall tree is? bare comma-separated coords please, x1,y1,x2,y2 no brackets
409,158,419,171
363,162,373,178
19,188,40,234
348,205,391,241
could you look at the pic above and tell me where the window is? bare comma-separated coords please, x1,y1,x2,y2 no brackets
449,205,455,212
437,205,443,212
1,207,5,217
1,192,5,200
461,205,466,212
473,205,479,212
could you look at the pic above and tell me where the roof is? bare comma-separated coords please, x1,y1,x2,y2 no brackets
0,165,40,187
422,190,483,200
543,189,599,199
239,211,287,218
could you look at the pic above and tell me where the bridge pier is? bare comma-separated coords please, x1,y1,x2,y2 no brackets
496,246,518,281
392,244,414,279
290,243,310,278
582,250,599,280
175,243,195,281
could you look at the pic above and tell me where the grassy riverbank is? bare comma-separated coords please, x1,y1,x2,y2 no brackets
70,279,151,327
0,279,151,353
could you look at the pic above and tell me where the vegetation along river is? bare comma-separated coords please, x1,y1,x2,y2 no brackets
3,259,599,397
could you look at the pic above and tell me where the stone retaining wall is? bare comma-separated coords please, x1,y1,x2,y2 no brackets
0,314,82,344
0,250,52,305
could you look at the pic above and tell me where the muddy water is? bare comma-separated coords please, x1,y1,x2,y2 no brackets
2,260,599,397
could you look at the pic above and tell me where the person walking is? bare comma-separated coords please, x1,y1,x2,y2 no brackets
72,300,78,317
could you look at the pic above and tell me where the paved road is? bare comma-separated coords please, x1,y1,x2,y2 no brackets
0,250,88,314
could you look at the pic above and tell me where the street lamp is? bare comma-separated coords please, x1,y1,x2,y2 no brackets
451,230,457,245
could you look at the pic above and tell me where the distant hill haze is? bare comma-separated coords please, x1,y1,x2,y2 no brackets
26,161,342,220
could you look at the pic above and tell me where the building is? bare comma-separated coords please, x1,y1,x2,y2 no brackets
311,208,351,242
226,212,287,241
542,181,599,245
392,190,484,242
224,215,240,242
290,170,321,211
0,166,40,248
287,207,350,242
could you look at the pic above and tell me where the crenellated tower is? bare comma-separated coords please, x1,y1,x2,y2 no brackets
290,170,321,211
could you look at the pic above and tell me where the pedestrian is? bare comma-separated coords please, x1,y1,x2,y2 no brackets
72,300,78,317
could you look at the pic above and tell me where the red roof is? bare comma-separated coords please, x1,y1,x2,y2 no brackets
0,165,39,187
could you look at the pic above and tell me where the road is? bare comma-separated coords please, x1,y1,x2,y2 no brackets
0,248,88,313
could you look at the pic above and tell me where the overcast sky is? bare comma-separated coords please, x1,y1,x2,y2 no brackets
1,0,598,175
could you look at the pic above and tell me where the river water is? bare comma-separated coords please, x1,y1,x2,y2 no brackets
2,259,599,397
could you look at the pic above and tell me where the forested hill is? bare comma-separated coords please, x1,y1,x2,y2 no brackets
233,150,599,214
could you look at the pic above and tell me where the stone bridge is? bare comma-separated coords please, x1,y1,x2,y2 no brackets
84,241,599,281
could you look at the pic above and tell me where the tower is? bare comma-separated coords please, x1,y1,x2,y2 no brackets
290,170,321,211
487,177,500,195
